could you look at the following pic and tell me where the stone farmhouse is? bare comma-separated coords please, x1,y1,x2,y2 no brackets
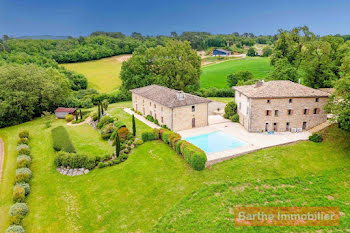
233,80,330,132
130,85,211,131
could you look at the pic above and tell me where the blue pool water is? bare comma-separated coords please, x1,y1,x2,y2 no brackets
184,131,247,154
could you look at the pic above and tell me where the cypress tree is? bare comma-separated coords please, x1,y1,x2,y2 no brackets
80,109,83,120
97,103,101,120
101,102,104,115
75,109,79,121
115,132,120,158
132,114,136,136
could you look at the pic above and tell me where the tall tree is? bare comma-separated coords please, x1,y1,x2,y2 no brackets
115,132,121,157
132,114,136,136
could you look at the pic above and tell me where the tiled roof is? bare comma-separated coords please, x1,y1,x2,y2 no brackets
214,49,231,53
55,107,76,113
130,85,211,108
232,80,330,98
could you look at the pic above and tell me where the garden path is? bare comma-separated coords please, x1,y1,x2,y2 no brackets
124,108,161,129
0,137,4,183
66,117,91,126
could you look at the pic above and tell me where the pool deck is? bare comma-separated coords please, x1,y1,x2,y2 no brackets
178,116,311,167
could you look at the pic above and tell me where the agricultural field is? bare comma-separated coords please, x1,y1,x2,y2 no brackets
200,57,273,89
0,101,349,232
62,55,130,93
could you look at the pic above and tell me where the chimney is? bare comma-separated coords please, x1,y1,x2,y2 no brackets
255,81,264,88
176,91,185,100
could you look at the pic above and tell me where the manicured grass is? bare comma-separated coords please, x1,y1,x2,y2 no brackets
0,99,349,232
62,55,126,93
208,97,235,103
200,57,272,88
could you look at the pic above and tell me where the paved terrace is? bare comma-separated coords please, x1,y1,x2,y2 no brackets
178,115,311,167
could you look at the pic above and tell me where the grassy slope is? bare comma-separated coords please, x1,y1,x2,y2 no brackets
61,56,124,93
200,57,272,89
0,101,349,232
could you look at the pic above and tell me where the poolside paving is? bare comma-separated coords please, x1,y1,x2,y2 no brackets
178,116,311,166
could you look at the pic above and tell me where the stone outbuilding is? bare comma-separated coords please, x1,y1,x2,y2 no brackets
130,85,211,132
54,107,76,119
233,80,330,132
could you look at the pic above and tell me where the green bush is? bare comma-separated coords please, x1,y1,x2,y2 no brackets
114,121,126,130
224,101,237,119
91,112,99,121
14,183,30,196
54,152,96,169
102,123,116,134
16,155,31,168
141,131,155,142
17,138,29,146
309,133,323,143
190,152,207,171
16,144,30,156
18,130,29,139
65,114,74,122
230,114,239,122
134,139,143,146
5,225,25,233
161,131,172,144
9,203,28,224
51,126,76,153
168,132,181,148
153,129,160,140
146,115,154,122
175,140,185,154
15,168,32,183
13,186,25,203
97,115,114,129
180,141,207,171
120,153,128,162
101,133,112,140
98,162,107,168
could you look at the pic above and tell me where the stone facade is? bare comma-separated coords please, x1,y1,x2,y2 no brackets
235,91,328,132
132,93,209,132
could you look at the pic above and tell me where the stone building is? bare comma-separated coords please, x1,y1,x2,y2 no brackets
54,107,76,119
130,85,211,132
233,80,330,132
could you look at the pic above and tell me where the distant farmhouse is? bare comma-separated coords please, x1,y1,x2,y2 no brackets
55,108,76,119
212,48,232,57
233,80,330,132
131,85,211,131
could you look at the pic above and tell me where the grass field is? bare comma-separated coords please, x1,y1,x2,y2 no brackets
62,55,126,93
200,57,273,89
208,97,235,103
0,101,349,232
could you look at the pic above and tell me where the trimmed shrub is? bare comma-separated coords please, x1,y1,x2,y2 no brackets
117,127,129,140
180,142,207,171
168,132,181,149
175,140,185,154
97,116,114,129
142,131,155,142
14,182,30,196
224,101,237,119
101,133,112,140
190,152,207,171
230,114,239,122
102,123,116,135
17,138,29,146
9,203,28,224
120,153,128,162
114,121,126,130
54,152,95,169
18,130,29,139
65,114,74,122
51,126,76,153
146,115,154,122
16,155,31,168
16,144,30,155
13,186,25,203
15,168,32,183
309,133,323,143
5,225,25,233
98,162,107,168
134,139,143,146
153,129,160,140
161,131,172,144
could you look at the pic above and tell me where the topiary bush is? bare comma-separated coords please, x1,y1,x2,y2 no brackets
51,126,76,153
65,114,74,122
142,131,155,142
146,115,154,122
5,225,25,233
54,152,96,169
161,131,172,144
17,138,29,146
15,168,32,183
18,130,29,139
13,186,25,203
230,114,239,122
180,141,207,171
309,133,323,143
16,155,31,168
175,140,185,154
16,144,30,156
14,183,30,196
134,139,143,146
224,101,237,119
153,129,160,140
9,203,28,224
168,132,181,149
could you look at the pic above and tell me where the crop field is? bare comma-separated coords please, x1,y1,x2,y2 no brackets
200,57,273,89
62,55,130,93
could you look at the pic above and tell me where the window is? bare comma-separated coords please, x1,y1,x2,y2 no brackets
267,99,271,103
265,123,269,132
288,109,293,115
286,122,290,131
154,104,156,108
316,98,319,102
289,99,293,103
161,117,164,123
266,110,271,116
314,108,319,114
273,123,278,131
150,111,152,116
155,113,157,119
302,122,307,129
192,106,195,112
274,110,279,117
303,109,308,115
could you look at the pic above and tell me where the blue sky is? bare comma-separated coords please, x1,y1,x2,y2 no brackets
1,0,350,37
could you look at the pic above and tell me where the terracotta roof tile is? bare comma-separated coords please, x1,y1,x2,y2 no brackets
55,107,76,113
130,85,211,108
232,80,330,98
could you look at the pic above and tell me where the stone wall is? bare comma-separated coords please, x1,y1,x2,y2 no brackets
173,103,208,131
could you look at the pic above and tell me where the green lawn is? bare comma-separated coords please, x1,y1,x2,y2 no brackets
62,55,127,93
200,57,273,88
208,97,235,103
0,100,349,232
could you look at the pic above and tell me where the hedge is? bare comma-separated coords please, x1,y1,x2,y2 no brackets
15,168,32,183
13,186,25,203
16,155,31,168
18,131,29,139
142,130,155,142
5,225,25,233
309,133,323,143
9,203,28,224
51,126,76,153
16,145,30,156
54,152,96,170
180,141,207,171
17,138,29,146
14,183,30,196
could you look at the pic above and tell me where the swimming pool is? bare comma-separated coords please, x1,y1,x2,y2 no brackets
184,131,247,154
